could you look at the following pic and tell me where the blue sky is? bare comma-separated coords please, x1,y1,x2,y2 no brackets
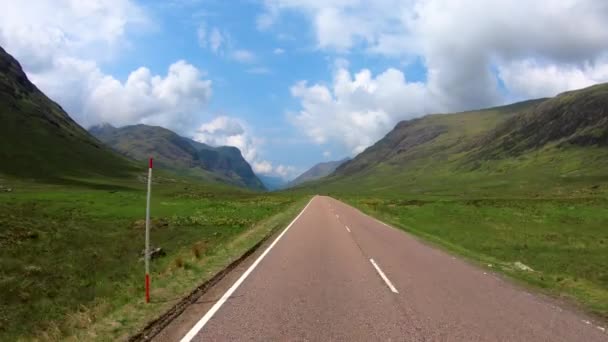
2,0,608,179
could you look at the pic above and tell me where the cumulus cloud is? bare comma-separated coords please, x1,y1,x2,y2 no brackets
19,55,211,131
274,164,298,179
273,48,285,55
0,0,149,71
498,58,608,99
252,160,273,174
0,0,212,132
291,65,437,154
193,116,295,178
269,0,608,152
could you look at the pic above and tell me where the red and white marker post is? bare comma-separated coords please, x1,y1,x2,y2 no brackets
145,157,153,303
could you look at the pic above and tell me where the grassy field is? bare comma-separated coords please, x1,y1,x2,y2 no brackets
340,197,608,320
0,173,307,340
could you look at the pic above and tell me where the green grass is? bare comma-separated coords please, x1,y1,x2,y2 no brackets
0,174,308,340
342,197,608,320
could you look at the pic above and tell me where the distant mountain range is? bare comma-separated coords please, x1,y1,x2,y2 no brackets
0,45,263,191
288,158,350,187
89,124,265,191
258,175,288,191
0,46,135,179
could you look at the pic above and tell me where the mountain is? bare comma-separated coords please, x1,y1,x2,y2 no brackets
0,46,134,179
89,124,265,190
288,158,350,187
311,83,608,197
258,175,288,191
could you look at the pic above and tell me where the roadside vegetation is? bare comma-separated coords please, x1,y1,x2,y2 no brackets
0,173,308,340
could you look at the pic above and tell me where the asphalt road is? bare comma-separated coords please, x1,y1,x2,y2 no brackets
157,196,607,341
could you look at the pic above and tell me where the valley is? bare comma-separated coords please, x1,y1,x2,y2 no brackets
1,26,608,340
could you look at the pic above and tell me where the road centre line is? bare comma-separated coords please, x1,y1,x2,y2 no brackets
370,258,399,294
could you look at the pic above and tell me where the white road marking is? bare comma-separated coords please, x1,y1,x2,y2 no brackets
345,225,351,233
336,214,339,219
597,326,606,332
179,197,316,342
369,258,399,294
583,320,591,325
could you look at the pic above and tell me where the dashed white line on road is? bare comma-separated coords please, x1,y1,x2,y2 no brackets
370,258,399,294
335,214,339,219
345,225,351,233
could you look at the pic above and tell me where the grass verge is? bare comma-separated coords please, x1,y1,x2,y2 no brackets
0,174,308,341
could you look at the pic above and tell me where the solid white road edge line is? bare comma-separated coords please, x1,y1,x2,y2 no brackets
370,258,399,294
345,225,351,233
179,197,316,342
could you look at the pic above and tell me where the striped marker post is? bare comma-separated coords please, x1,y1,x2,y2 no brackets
145,157,153,303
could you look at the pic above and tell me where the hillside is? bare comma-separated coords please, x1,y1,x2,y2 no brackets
288,158,349,187
89,124,265,190
0,46,135,179
300,84,608,322
318,84,608,197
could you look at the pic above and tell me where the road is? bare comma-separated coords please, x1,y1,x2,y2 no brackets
155,196,607,341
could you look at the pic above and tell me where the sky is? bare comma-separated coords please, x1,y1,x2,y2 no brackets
1,0,608,180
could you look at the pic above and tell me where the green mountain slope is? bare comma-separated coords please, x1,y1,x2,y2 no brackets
288,158,349,187
89,124,265,190
314,84,608,198
299,84,608,320
0,46,135,179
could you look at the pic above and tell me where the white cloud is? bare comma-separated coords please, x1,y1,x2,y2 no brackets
272,0,608,152
209,27,224,53
193,116,255,160
291,64,437,155
231,49,256,63
252,160,273,174
323,151,331,158
0,0,213,133
273,164,298,179
498,58,608,99
197,24,224,54
0,0,149,70
193,116,295,178
273,47,285,55
25,56,212,132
